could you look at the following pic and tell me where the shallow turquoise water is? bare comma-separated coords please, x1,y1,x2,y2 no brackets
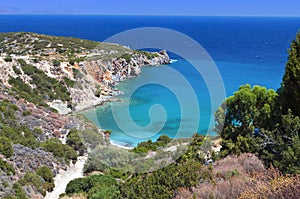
84,58,284,147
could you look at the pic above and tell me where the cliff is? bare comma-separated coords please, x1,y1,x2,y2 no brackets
0,32,170,114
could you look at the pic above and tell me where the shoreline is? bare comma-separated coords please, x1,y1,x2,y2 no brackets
72,66,170,150
110,140,134,150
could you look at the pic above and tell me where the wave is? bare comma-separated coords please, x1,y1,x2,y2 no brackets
170,59,178,63
110,140,134,149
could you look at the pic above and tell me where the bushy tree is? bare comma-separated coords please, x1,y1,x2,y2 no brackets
66,129,85,156
216,84,277,141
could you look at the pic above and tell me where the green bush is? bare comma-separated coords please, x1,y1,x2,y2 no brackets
63,76,76,88
4,56,12,62
0,159,15,175
66,129,85,156
131,135,171,154
41,138,77,163
22,110,31,116
66,174,120,198
52,60,61,67
120,53,132,63
36,166,54,192
9,61,72,104
12,65,22,75
0,136,14,158
12,182,28,199
157,135,172,146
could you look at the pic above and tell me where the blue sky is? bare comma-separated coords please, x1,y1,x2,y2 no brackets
0,0,300,16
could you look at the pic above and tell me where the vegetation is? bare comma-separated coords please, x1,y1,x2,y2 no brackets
18,166,54,196
66,129,86,156
0,136,14,158
0,159,15,175
9,59,72,106
131,135,172,154
4,56,12,62
12,65,22,75
80,134,207,199
36,166,55,192
280,32,300,116
41,138,78,163
215,33,300,174
134,50,160,59
1,31,300,198
65,174,120,199
120,53,132,63
63,32,300,199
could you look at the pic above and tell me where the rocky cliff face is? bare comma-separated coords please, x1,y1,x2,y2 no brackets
0,32,170,114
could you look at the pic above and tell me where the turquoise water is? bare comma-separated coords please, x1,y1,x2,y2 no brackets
1,15,299,147
84,58,285,147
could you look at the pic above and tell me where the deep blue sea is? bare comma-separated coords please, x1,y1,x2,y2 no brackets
1,15,300,147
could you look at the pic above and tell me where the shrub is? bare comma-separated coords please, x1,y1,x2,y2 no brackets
36,166,54,184
41,138,78,163
157,135,171,146
0,136,14,158
65,174,120,198
120,53,132,63
104,129,112,135
36,166,54,192
12,65,22,75
22,110,31,116
63,76,75,88
66,129,86,156
12,182,28,199
53,60,61,67
4,56,12,62
0,159,15,175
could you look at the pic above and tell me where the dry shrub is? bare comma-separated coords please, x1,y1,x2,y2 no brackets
239,172,300,199
175,154,300,199
175,153,267,199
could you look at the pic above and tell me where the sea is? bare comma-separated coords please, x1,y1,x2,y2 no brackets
1,15,300,148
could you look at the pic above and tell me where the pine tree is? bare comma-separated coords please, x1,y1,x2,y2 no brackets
280,32,300,116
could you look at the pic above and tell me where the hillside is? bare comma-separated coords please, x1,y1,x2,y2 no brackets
0,31,299,199
0,32,170,198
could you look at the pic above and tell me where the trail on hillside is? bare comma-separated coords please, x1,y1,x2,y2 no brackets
45,156,88,199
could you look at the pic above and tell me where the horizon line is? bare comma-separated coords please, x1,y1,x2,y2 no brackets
0,13,300,18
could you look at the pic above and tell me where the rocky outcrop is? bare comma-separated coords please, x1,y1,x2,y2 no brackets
0,33,170,114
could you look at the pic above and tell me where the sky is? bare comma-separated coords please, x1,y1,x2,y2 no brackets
0,0,300,17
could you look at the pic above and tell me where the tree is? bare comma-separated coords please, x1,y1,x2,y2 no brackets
280,32,300,116
156,135,171,146
216,84,277,142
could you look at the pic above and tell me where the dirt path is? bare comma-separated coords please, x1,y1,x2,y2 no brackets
45,156,88,199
